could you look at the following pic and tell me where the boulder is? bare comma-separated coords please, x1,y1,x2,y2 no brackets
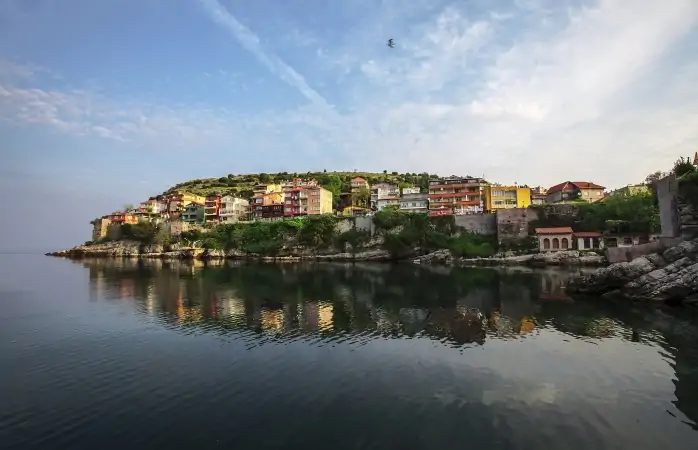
413,249,453,265
569,238,698,302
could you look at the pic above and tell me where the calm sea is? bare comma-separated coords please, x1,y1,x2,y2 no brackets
1,255,697,449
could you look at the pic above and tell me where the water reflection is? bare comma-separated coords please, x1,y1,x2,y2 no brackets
81,259,698,431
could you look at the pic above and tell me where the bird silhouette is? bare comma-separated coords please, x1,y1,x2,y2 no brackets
387,39,395,48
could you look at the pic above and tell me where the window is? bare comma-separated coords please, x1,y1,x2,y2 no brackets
552,238,560,249
562,238,569,249
543,238,550,249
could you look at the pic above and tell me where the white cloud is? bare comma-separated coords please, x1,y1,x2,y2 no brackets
198,0,332,111
1,0,698,189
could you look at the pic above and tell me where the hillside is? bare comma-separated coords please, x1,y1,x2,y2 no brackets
161,171,445,208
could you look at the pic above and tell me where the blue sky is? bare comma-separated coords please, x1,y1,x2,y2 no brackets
1,0,698,251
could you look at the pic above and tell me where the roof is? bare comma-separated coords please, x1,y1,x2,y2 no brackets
535,227,573,234
351,177,367,182
574,231,602,237
547,181,605,194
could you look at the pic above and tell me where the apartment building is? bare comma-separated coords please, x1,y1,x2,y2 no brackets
530,186,548,205
399,187,428,213
284,180,333,216
139,198,168,214
250,191,284,220
252,183,283,196
204,194,222,223
219,196,249,223
371,183,400,211
484,185,531,212
428,177,485,216
546,181,605,203
106,212,139,225
166,192,206,214
182,203,205,223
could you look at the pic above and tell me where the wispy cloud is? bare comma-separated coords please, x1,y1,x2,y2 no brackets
198,0,331,110
1,0,698,189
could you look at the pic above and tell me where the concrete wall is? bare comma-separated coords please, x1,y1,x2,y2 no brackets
355,216,375,235
334,218,355,234
605,237,682,264
454,214,497,235
656,174,680,238
496,208,540,243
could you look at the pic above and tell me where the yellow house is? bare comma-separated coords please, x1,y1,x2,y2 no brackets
167,192,206,213
484,185,531,212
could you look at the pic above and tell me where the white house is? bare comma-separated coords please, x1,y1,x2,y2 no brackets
220,196,249,223
535,227,574,252
400,187,428,213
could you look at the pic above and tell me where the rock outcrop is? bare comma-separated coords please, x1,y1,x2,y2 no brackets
458,250,606,267
569,239,698,303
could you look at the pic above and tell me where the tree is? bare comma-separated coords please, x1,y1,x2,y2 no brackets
644,171,665,185
259,173,271,183
123,203,134,211
673,157,696,178
383,170,388,175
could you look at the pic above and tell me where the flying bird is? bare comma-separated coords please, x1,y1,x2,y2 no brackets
387,39,395,48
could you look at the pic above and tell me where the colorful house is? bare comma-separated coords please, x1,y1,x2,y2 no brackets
484,185,531,212
545,181,605,203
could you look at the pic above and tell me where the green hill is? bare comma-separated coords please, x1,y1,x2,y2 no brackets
161,171,442,209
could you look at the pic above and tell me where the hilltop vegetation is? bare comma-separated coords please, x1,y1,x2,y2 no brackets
162,171,441,208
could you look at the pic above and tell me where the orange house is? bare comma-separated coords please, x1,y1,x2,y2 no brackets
107,212,138,224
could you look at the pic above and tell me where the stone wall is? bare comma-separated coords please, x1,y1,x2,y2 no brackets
495,208,540,243
605,237,682,264
656,174,680,238
454,214,496,235
677,176,698,240
334,218,354,234
355,216,375,235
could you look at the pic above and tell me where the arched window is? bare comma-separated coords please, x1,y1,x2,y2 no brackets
562,238,569,249
543,238,550,249
553,238,560,249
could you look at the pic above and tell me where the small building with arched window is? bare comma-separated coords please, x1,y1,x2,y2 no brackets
535,227,574,252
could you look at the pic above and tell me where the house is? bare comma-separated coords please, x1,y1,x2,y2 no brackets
250,192,284,220
204,195,222,223
399,187,428,213
530,186,547,205
428,177,485,216
140,198,168,214
91,217,111,241
350,177,370,193
283,179,333,217
106,212,138,225
545,181,605,203
261,203,284,221
341,206,371,217
219,196,249,223
181,202,205,224
166,192,206,213
574,231,602,250
484,185,531,212
371,183,400,211
535,227,574,252
607,184,650,197
252,183,283,196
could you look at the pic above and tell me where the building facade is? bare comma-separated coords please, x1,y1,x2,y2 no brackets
484,185,531,212
399,187,428,213
251,192,284,220
181,203,205,223
166,192,206,214
350,177,370,193
204,195,222,223
546,181,605,203
535,227,574,252
219,196,249,223
428,177,485,216
371,183,400,211
283,180,333,217
530,186,548,205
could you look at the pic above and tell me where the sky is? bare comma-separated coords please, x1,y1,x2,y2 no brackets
1,0,698,252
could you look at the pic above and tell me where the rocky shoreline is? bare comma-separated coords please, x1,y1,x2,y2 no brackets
569,238,698,304
46,242,607,267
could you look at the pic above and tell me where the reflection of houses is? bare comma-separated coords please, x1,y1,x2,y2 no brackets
538,272,574,301
535,227,573,252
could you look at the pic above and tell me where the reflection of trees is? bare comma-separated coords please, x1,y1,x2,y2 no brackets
81,259,698,427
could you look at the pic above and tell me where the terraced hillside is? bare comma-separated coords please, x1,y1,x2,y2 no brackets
161,171,443,209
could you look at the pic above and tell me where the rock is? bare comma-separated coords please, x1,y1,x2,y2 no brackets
413,249,453,265
570,238,698,302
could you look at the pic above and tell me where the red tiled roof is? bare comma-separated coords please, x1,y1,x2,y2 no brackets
547,181,605,194
535,227,573,234
352,177,367,182
574,231,602,237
